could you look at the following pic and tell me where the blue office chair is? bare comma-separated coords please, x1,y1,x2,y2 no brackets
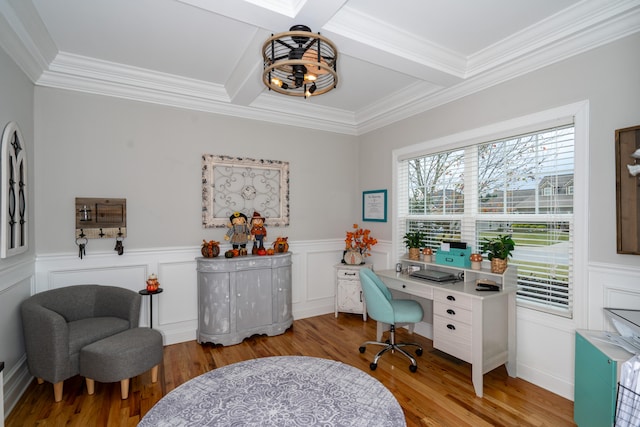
358,268,424,372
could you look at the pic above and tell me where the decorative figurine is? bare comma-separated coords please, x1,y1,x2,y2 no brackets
250,212,267,254
146,273,159,291
224,212,251,255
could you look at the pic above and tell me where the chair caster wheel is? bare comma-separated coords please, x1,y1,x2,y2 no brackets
409,364,417,373
359,346,366,353
416,348,423,356
370,363,377,370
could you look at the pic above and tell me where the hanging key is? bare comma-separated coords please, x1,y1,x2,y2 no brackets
114,238,124,255
76,237,88,259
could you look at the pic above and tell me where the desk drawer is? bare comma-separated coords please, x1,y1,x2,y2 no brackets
336,268,360,281
385,277,434,299
433,288,472,310
433,315,472,362
434,300,472,325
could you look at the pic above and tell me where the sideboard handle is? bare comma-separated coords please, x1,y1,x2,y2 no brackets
447,295,456,301
447,324,456,330
446,309,455,315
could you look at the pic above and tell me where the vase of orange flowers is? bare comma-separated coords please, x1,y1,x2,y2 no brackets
343,224,378,264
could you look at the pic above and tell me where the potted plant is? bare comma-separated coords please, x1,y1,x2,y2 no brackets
479,234,515,273
403,231,425,260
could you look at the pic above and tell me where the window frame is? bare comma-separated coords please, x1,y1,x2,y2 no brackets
392,102,589,320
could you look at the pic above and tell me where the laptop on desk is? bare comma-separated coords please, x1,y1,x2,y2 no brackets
409,270,456,282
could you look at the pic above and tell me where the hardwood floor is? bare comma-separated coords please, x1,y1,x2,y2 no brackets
6,313,576,426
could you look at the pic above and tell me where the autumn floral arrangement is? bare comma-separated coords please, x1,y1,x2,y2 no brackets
345,224,378,257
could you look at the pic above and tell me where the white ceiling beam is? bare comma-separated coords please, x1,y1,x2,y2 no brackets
226,28,271,105
322,5,465,87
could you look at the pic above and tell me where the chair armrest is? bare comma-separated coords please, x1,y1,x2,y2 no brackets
95,287,141,328
20,302,71,383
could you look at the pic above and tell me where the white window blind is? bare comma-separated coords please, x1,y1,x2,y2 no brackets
397,124,575,317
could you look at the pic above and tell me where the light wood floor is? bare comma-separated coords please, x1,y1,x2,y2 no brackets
6,313,576,426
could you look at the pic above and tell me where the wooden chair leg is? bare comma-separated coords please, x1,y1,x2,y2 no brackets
85,378,95,395
151,365,159,383
120,378,130,399
53,381,63,402
37,377,44,385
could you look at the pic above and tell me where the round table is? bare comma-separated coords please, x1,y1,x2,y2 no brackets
139,356,405,426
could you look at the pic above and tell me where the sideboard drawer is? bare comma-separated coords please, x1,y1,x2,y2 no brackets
336,268,361,281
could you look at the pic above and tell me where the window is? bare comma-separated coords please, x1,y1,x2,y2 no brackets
396,116,581,318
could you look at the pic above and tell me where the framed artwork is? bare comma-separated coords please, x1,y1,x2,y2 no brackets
0,121,28,258
615,125,640,254
202,154,290,228
362,189,387,222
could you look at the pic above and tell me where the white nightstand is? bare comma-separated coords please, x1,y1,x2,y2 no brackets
334,263,372,320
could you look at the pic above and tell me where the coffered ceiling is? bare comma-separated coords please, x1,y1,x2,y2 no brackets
1,0,639,134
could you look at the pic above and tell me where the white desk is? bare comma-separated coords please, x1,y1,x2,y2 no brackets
377,267,517,397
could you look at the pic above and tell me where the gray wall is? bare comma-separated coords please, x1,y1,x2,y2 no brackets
358,32,640,398
0,43,35,415
359,32,640,266
33,89,360,253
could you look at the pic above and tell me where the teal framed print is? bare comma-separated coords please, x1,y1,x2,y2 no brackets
362,189,387,222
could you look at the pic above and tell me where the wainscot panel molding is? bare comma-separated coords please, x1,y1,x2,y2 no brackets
34,241,396,346
0,258,35,418
588,262,640,331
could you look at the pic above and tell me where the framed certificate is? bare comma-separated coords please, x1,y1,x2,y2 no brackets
362,189,387,222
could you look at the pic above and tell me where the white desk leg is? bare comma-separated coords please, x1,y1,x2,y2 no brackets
506,291,517,377
471,300,484,398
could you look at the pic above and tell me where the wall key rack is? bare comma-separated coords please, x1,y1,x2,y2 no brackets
75,197,127,240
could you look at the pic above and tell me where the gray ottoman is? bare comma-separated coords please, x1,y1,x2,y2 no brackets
80,327,163,399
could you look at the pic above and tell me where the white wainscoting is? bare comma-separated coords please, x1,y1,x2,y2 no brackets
0,259,35,419
27,243,639,403
34,240,396,346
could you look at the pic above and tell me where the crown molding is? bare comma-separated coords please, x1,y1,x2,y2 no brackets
467,0,640,76
0,0,55,82
354,4,640,135
3,0,639,136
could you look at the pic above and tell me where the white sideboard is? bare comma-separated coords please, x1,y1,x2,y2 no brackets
196,253,292,346
377,257,517,397
334,263,372,320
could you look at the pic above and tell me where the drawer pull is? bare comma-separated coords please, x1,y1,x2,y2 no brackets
447,324,456,330
345,272,356,276
402,284,406,288
360,291,363,303
446,295,456,301
446,309,455,315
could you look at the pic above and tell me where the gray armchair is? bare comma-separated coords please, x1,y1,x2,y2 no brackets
20,285,141,401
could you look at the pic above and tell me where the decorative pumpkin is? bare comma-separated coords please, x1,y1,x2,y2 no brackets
201,240,220,258
273,236,289,253
266,248,275,255
257,248,267,256
224,250,235,258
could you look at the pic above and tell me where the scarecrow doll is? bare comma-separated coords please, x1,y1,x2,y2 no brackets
224,212,251,255
250,211,267,254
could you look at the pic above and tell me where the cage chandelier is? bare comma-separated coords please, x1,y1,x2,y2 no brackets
262,25,338,99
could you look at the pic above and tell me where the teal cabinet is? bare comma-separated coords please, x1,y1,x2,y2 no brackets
574,330,632,427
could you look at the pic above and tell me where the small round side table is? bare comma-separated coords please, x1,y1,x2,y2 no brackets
138,288,163,328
